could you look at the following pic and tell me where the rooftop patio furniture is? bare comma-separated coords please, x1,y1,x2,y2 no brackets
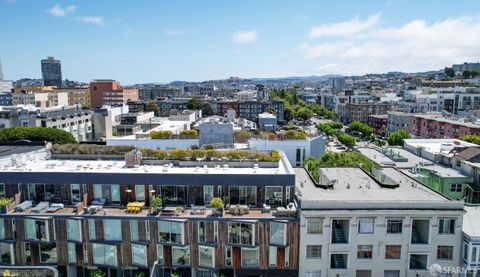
127,202,145,213
275,203,297,217
15,200,33,212
91,198,106,206
262,203,271,213
46,203,64,213
161,207,176,216
32,202,49,213
88,205,103,214
191,205,206,215
229,204,249,215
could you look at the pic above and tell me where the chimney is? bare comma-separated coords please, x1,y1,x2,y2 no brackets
125,149,142,168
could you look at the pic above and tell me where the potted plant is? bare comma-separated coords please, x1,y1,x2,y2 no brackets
175,206,184,216
150,196,163,215
210,197,224,216
92,269,106,277
171,273,181,277
0,198,13,214
135,272,146,277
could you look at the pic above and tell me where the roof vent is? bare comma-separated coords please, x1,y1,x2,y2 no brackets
223,164,229,170
162,165,169,172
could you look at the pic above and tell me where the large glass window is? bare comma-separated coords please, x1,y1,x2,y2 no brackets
241,247,259,267
385,245,401,259
92,243,117,266
71,184,81,203
357,245,373,259
135,185,145,201
40,244,57,264
269,246,277,267
24,243,31,264
158,221,184,244
229,186,256,206
172,246,190,266
225,246,232,267
437,245,454,260
161,186,186,206
130,221,139,242
88,219,96,240
270,222,286,245
0,219,5,240
0,243,13,265
265,187,283,206
306,245,322,259
307,218,323,234
439,219,455,234
132,243,147,266
68,243,76,264
25,218,49,241
67,219,82,242
198,222,206,243
228,222,255,245
409,254,427,270
93,184,120,204
199,246,215,268
157,245,164,265
358,218,374,234
387,219,402,234
204,186,214,205
103,219,122,241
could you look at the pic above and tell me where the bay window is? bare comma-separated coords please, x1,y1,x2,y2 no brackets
132,243,147,266
67,219,82,242
172,245,190,266
68,243,76,264
40,243,57,263
228,222,255,245
270,222,287,245
158,221,184,244
241,247,259,267
92,243,117,266
199,246,215,268
103,219,122,241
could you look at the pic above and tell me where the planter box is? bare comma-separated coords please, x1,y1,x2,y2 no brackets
142,159,278,168
51,154,125,160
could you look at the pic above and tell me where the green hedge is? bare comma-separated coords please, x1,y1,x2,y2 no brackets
141,149,281,162
0,127,76,144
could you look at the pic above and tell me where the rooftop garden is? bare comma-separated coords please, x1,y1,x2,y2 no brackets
51,144,135,155
141,149,281,162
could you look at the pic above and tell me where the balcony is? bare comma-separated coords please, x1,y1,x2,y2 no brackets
411,219,429,244
331,219,349,244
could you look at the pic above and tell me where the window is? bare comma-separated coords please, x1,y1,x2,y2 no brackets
269,246,277,267
450,184,462,192
386,219,402,234
437,246,454,260
130,221,139,242
104,219,122,241
439,219,455,234
265,186,283,206
24,243,31,264
241,247,259,267
357,245,373,259
473,246,477,263
135,185,145,201
25,218,49,241
0,243,13,265
225,246,232,266
409,254,427,270
204,186,214,205
330,254,348,269
199,246,215,268
229,186,256,206
305,270,321,277
132,243,147,266
71,184,81,203
356,270,372,277
384,270,400,277
358,218,374,234
285,246,290,268
157,245,164,265
172,245,190,266
68,243,76,264
228,222,255,245
307,218,323,234
67,219,82,242
270,222,286,245
88,219,96,240
198,221,206,243
385,245,401,259
158,221,184,244
92,243,117,266
0,219,5,240
40,243,57,264
306,245,322,259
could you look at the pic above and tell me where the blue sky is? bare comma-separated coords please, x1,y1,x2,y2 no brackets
1,0,480,84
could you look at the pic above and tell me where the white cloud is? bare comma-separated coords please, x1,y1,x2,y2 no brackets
77,16,105,27
231,30,258,44
47,4,76,17
300,15,480,75
309,13,380,38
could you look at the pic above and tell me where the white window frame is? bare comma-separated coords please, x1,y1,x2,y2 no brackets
198,245,215,268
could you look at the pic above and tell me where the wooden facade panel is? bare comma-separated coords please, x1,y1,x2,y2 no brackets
75,243,84,266
259,222,268,269
163,245,172,267
4,218,14,240
232,246,241,269
147,220,158,266
30,243,39,265
54,218,68,265
94,219,104,241
277,247,285,270
287,221,299,269
121,220,132,266
215,221,226,268
190,221,198,269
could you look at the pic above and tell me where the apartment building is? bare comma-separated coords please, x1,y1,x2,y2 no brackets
90,80,139,107
367,114,388,136
387,111,412,133
296,167,464,277
461,205,480,277
336,103,392,124
408,114,480,139
217,101,285,123
0,146,299,277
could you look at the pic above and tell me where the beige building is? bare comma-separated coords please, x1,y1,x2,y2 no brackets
12,87,90,107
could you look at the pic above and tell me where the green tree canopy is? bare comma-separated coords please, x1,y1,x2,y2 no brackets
295,107,314,121
461,135,480,145
387,129,411,146
337,133,356,149
200,103,213,116
284,130,308,140
348,121,373,138
145,101,160,116
187,97,201,110
0,127,76,144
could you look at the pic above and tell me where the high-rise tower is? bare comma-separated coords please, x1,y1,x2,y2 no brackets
41,56,62,88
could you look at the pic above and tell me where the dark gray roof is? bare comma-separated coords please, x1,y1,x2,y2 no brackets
457,147,480,161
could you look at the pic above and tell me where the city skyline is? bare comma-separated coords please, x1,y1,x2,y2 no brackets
1,0,480,84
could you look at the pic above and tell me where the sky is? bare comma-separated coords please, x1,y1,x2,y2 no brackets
1,0,480,84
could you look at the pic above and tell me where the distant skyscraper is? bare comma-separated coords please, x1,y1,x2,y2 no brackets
41,56,62,88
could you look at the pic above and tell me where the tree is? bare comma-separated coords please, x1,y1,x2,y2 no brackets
444,67,455,78
187,97,201,110
0,127,76,144
264,107,276,114
295,107,314,121
337,133,356,149
387,130,411,146
348,121,373,138
200,103,213,116
150,130,172,139
461,135,480,145
284,107,294,122
145,101,160,116
284,130,307,140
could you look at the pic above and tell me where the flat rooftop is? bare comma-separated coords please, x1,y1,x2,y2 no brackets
295,167,462,210
404,139,478,154
463,205,480,238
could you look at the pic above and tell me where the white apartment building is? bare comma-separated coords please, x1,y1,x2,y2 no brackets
295,167,464,277
461,205,480,277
